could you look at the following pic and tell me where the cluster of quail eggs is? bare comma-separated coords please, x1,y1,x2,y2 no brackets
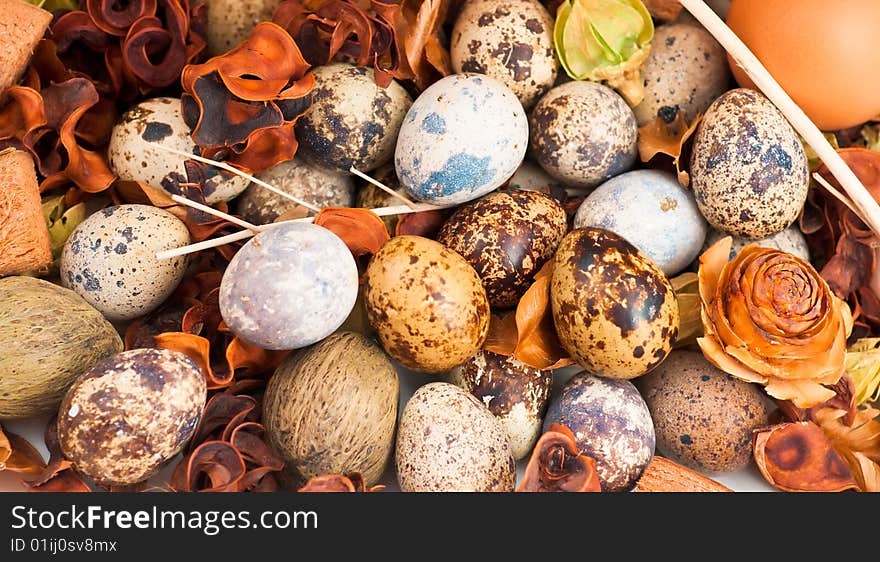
3,5,815,492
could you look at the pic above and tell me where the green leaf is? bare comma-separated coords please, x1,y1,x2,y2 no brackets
862,124,880,153
554,0,654,105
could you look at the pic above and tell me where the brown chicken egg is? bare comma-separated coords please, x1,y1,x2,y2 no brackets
551,228,679,379
364,236,491,373
436,190,567,308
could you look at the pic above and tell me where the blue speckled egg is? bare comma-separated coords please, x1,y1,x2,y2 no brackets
219,222,358,350
394,73,528,206
573,170,707,276
60,204,190,322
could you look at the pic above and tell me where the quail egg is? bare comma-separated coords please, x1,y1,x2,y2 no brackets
702,224,810,262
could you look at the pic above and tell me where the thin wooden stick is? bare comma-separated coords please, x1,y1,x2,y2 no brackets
349,165,419,209
149,144,322,213
679,0,880,238
170,194,266,232
812,174,871,226
155,202,441,259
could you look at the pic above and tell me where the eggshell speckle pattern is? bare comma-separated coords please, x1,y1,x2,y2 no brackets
108,97,249,204
364,236,491,372
690,88,809,239
637,351,772,473
236,157,355,224
543,372,655,492
437,190,567,308
395,73,528,206
396,382,515,492
507,160,571,197
551,228,679,379
296,63,412,173
60,205,190,322
573,170,708,276
203,0,278,56
450,0,558,109
57,348,206,486
702,224,810,262
263,332,399,487
633,22,730,126
219,222,359,350
449,350,552,460
530,81,638,188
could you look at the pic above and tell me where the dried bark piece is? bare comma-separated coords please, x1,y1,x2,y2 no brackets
0,149,52,275
517,424,601,492
642,0,683,21
0,0,52,91
753,422,859,492
632,457,732,492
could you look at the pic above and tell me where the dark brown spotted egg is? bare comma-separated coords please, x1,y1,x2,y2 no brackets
296,63,412,173
530,81,638,189
108,97,249,204
57,349,206,487
364,236,490,373
436,190,567,308
637,351,772,473
551,228,679,380
449,350,552,460
690,88,809,239
450,0,558,109
60,205,190,322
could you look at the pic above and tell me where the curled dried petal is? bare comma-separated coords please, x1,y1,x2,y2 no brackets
171,441,247,492
87,0,158,36
518,423,601,492
299,472,383,492
637,113,702,187
314,207,390,269
0,425,45,477
24,419,90,493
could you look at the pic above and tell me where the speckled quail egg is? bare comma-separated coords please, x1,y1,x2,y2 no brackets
219,222,358,350
108,97,249,204
690,88,809,239
57,348,206,487
395,73,529,206
551,228,679,379
636,350,772,473
633,22,730,126
203,0,278,56
60,205,190,322
449,350,552,460
296,63,412,173
530,81,638,189
264,332,399,487
506,160,571,197
364,236,490,373
573,170,708,276
396,382,515,492
450,0,558,109
235,157,355,224
702,224,810,262
437,189,567,308
544,372,655,492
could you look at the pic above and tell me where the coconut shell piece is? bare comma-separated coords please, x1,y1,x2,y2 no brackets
0,0,52,91
0,149,52,275
517,423,601,492
753,422,859,493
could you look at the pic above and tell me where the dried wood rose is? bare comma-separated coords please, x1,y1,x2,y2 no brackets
698,237,853,408
517,423,601,492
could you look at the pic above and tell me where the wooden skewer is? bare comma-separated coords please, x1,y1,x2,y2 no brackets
349,165,420,209
149,144,322,213
812,174,871,226
679,0,880,238
170,194,266,232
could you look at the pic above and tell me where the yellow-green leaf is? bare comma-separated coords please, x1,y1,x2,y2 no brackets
845,338,880,406
862,124,880,153
672,271,702,349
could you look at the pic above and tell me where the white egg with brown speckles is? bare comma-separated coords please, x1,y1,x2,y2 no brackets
296,63,412,173
219,222,358,350
108,97,249,204
530,81,638,188
396,382,515,491
57,348,206,486
60,205,190,322
574,170,708,276
543,372,655,492
451,0,558,109
449,350,552,460
395,73,528,206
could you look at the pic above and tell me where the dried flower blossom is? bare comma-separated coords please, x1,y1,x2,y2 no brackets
697,237,853,408
845,338,880,406
518,424,601,492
